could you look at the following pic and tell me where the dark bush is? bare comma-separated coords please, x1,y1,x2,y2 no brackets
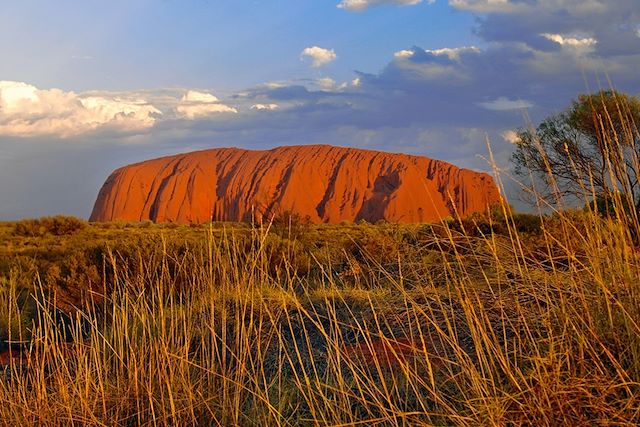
585,192,635,219
13,219,43,237
271,210,312,240
14,216,86,237
511,213,542,234
442,204,542,237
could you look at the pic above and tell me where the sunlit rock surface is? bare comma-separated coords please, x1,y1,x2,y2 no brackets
90,144,501,223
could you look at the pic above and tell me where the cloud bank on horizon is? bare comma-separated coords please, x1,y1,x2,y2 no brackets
0,0,639,219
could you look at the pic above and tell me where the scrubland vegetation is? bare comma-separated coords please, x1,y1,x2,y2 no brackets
1,90,639,425
1,206,638,426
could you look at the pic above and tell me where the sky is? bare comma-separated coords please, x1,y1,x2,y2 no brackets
1,0,639,219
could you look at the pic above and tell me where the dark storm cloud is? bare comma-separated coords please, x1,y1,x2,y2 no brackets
458,0,640,58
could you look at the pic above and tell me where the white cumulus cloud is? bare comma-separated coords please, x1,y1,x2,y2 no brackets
251,103,279,111
394,46,481,65
316,77,337,90
182,90,220,104
542,33,597,48
427,46,481,61
501,130,520,144
301,46,337,68
394,49,415,59
479,97,533,111
175,90,237,119
0,81,160,138
338,0,428,11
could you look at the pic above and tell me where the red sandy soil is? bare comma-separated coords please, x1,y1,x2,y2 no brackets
342,337,444,369
0,349,28,366
0,343,89,368
91,144,501,224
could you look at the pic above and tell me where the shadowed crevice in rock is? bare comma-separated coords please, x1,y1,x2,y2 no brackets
316,151,351,220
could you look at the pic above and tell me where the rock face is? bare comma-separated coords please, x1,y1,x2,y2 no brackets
90,144,501,224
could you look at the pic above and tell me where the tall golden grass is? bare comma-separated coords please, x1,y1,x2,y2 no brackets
1,92,640,425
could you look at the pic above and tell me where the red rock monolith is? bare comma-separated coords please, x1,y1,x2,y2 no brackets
90,144,501,224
